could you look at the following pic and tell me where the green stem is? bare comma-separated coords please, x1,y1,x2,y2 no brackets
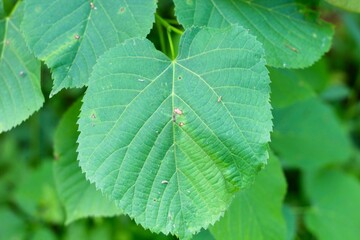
156,18,166,54
167,30,175,59
155,14,184,35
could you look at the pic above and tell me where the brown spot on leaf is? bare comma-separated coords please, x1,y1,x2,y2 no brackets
119,7,125,14
285,44,298,53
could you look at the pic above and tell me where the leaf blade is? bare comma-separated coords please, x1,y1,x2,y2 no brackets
325,0,360,13
0,1,43,133
21,0,157,96
210,152,287,240
78,26,272,238
54,101,122,223
304,170,360,240
174,0,334,68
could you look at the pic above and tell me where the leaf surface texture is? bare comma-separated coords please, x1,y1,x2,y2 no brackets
78,26,272,239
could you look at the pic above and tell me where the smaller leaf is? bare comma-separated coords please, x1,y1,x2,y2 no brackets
325,0,360,13
21,0,157,96
0,0,4,18
174,0,334,68
0,1,43,133
13,161,64,224
210,152,287,240
270,69,315,108
270,69,353,169
54,100,122,223
304,170,360,240
283,205,297,240
0,207,26,240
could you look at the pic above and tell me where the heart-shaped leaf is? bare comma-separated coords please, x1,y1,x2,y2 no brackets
78,26,272,239
21,0,156,96
174,0,334,68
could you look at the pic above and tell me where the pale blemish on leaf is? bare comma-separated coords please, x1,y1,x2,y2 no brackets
19,71,26,77
90,2,96,10
174,108,183,115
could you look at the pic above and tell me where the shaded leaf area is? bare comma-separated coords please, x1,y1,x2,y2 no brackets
191,230,215,240
270,68,352,169
210,152,287,240
54,100,122,224
0,207,26,240
0,0,4,18
304,170,360,240
0,0,43,133
173,0,333,68
13,160,64,224
61,217,175,240
325,0,360,13
21,0,157,96
78,26,272,239
282,205,297,240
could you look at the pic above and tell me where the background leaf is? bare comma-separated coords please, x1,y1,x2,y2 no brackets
173,0,334,68
325,0,360,13
0,207,26,240
78,26,272,239
54,100,122,224
210,152,287,240
0,0,4,18
0,1,43,133
304,170,360,240
21,0,157,96
270,69,352,169
13,161,64,224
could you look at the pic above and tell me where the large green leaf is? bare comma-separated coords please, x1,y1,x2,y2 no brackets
270,69,352,169
173,0,334,68
54,100,122,223
78,26,272,239
21,0,156,96
304,170,360,240
325,0,360,13
0,1,43,133
210,152,287,240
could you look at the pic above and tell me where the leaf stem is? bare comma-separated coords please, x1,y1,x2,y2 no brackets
167,29,175,59
156,18,166,54
155,14,184,35
155,14,183,59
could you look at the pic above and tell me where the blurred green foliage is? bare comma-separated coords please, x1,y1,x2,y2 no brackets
0,0,359,239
